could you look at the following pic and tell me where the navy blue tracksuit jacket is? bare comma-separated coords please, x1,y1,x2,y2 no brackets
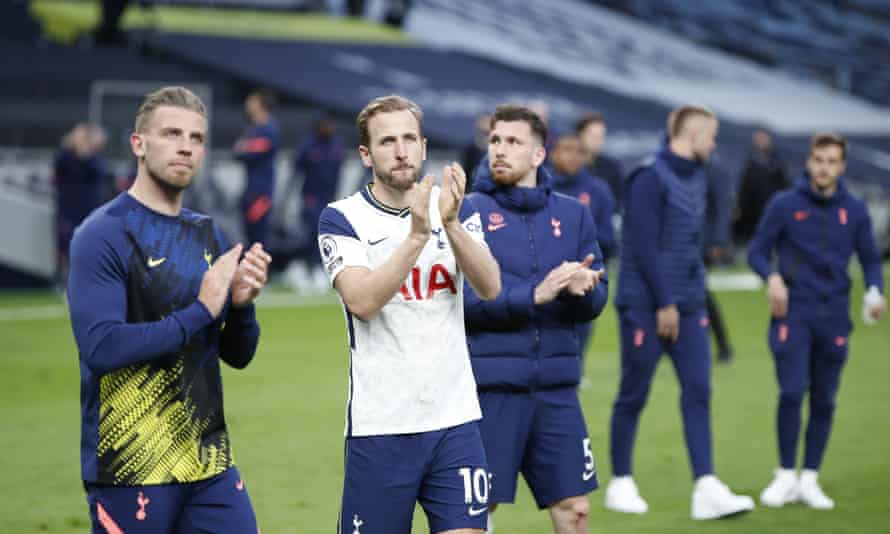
235,120,280,245
748,175,884,310
464,166,608,392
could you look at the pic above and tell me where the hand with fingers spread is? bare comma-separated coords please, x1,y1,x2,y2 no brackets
535,261,584,305
232,243,272,308
439,162,467,225
407,175,434,241
565,254,605,296
198,244,243,318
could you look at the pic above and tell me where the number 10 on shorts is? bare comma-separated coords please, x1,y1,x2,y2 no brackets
458,467,490,504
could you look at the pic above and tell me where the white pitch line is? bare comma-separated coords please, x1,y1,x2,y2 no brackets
0,304,68,322
2,264,887,323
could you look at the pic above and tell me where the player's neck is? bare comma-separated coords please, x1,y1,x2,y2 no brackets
669,139,694,160
370,180,410,210
251,111,270,126
809,180,838,198
129,172,184,216
517,170,538,188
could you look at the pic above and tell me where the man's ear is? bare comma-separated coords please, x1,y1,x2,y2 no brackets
130,133,146,158
533,145,547,167
358,145,372,168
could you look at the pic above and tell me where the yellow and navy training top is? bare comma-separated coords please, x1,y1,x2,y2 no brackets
67,192,260,486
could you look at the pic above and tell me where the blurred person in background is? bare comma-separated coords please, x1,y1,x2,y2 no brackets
290,111,345,293
607,106,754,520
460,113,491,194
54,122,110,284
383,0,413,27
234,89,280,248
67,86,271,533
704,160,735,363
94,0,130,46
733,128,788,245
575,112,625,209
549,132,617,382
748,133,886,511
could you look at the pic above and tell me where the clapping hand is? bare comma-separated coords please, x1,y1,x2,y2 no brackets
232,243,272,308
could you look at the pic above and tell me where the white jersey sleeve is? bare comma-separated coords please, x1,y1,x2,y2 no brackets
318,205,369,284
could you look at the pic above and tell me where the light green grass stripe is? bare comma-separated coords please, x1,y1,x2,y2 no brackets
31,0,414,45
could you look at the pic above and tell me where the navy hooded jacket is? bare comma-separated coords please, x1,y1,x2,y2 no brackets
464,165,608,392
235,120,280,200
748,174,884,310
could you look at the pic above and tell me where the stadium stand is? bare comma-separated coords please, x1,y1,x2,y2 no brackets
588,0,890,107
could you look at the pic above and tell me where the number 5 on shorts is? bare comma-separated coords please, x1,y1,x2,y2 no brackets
582,438,596,481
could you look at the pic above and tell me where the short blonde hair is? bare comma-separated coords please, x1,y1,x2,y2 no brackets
134,86,207,133
667,105,716,139
356,95,423,147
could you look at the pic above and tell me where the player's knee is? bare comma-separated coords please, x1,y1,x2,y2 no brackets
681,380,711,405
552,495,589,521
779,388,806,406
809,396,836,417
613,392,647,413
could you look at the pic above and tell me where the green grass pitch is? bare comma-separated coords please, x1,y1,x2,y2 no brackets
1,272,888,532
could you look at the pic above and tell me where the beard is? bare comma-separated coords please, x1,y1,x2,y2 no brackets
812,174,837,194
374,162,419,191
693,149,710,164
489,162,526,186
143,156,194,195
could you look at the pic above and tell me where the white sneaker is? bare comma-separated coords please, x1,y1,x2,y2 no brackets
798,470,834,510
760,468,800,507
605,476,648,514
691,475,755,520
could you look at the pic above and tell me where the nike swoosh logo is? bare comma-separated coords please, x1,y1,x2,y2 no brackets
487,223,507,232
147,257,166,268
369,237,388,246
468,506,488,517
582,471,596,481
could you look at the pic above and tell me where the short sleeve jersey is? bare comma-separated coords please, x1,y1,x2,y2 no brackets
318,184,485,437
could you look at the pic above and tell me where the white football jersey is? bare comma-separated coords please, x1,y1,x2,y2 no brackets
318,184,485,437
